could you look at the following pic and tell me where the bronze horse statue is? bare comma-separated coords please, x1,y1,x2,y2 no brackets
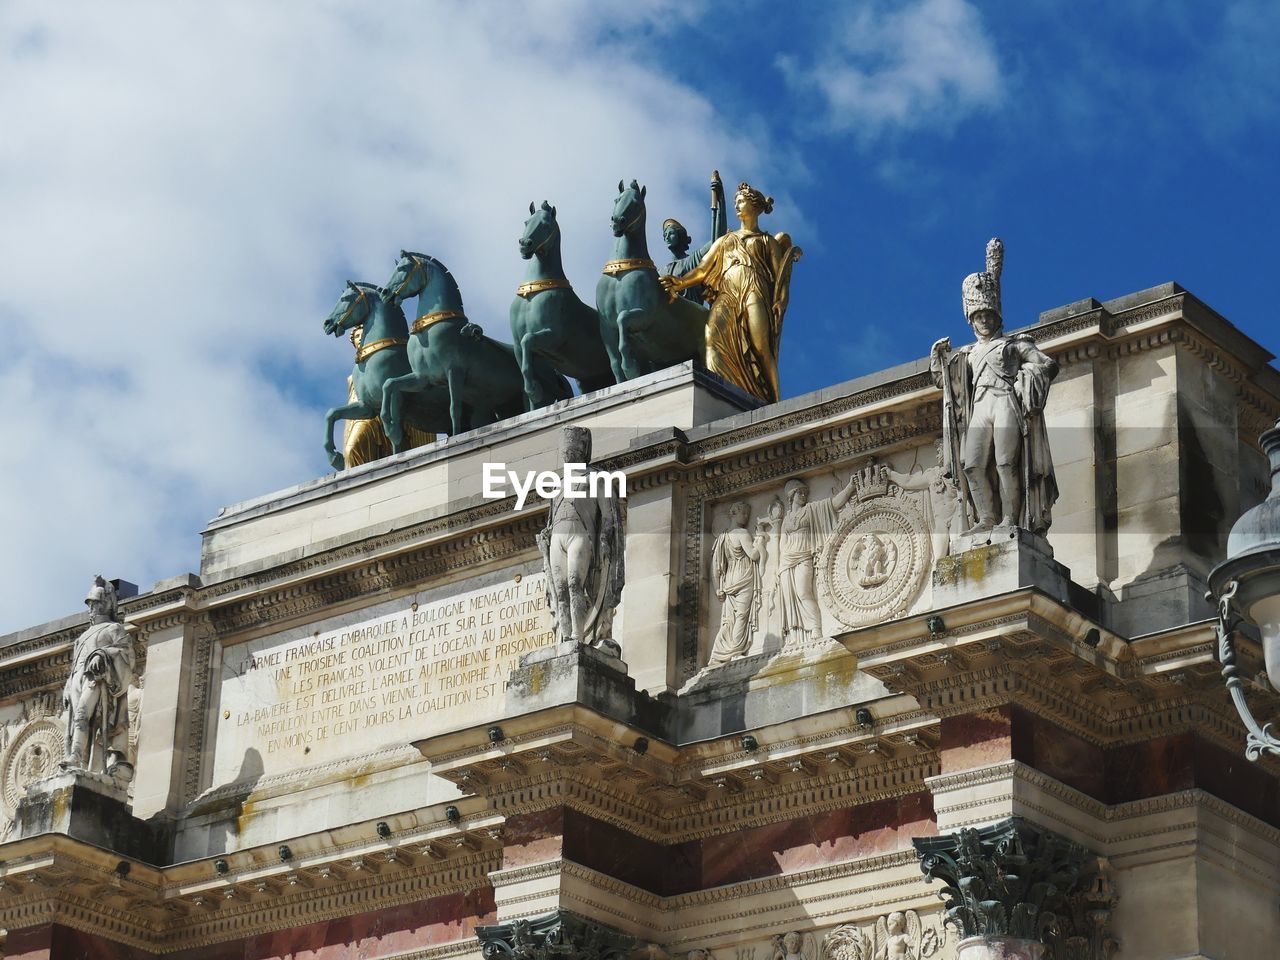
596,180,709,382
510,201,615,406
381,251,571,442
322,281,447,469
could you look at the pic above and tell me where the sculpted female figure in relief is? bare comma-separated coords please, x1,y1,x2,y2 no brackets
709,501,766,666
660,182,801,404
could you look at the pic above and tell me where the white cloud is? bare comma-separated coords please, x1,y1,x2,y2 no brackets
778,0,1001,141
0,1,761,633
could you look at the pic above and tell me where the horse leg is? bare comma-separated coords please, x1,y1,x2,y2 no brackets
381,371,434,452
616,307,651,381
516,331,547,411
324,400,377,471
446,365,469,435
604,331,626,383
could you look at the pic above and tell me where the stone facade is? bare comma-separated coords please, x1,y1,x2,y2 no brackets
0,284,1278,959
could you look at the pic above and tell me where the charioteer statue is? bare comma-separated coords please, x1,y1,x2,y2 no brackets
931,238,1059,537
61,576,136,781
661,170,728,304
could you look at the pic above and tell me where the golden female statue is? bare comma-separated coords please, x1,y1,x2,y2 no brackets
660,182,801,404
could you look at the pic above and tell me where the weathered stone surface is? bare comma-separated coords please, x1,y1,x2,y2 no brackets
933,527,1070,607
15,770,172,863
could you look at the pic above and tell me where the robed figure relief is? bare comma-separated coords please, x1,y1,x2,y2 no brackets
774,475,857,646
538,427,625,657
708,501,766,666
62,576,137,781
931,239,1059,537
661,182,802,405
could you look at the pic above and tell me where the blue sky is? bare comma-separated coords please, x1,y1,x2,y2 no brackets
2,1,1278,632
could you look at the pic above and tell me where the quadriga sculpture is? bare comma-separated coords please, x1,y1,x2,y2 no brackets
322,281,447,470
381,251,572,440
510,202,615,406
596,179,709,382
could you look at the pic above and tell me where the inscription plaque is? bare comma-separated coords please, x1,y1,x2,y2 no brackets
211,573,553,785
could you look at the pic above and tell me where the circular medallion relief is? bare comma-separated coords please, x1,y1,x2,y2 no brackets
1,716,64,818
819,496,932,628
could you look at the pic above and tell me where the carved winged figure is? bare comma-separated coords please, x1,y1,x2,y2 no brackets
874,911,919,960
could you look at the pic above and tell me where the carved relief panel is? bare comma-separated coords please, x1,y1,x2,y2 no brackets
0,692,63,838
699,443,957,671
822,911,947,960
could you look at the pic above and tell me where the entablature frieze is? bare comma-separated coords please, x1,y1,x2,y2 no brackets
841,589,1279,768
0,807,503,953
419,707,938,844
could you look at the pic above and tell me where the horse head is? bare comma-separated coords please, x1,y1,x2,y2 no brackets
386,250,432,305
388,250,465,315
611,179,647,238
324,281,380,336
519,201,559,260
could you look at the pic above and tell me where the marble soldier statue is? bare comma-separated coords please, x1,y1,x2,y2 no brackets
61,576,137,781
661,170,728,304
708,501,766,666
774,475,857,646
538,427,625,656
931,238,1059,536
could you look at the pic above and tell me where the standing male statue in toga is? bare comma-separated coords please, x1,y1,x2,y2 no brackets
538,427,625,657
62,576,137,781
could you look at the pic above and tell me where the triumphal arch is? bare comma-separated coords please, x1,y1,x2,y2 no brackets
2,187,1279,960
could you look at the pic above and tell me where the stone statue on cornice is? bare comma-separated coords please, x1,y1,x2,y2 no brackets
61,576,137,782
931,238,1059,537
538,427,625,657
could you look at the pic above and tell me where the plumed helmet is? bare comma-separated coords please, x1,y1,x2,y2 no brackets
961,237,1004,324
85,574,119,620
561,425,591,464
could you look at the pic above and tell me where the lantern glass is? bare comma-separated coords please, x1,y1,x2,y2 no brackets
1252,592,1280,689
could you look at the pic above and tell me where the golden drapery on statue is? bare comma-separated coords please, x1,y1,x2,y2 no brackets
661,182,801,404
342,329,434,467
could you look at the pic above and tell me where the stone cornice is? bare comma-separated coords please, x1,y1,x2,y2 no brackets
839,590,1276,765
928,758,1280,857
485,853,944,950
0,809,503,953
420,707,938,844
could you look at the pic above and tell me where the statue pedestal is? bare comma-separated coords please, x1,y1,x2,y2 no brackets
956,936,1045,960
15,770,171,862
933,526,1070,607
508,642,660,729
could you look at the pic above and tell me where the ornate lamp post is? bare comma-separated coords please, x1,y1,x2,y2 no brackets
1208,418,1280,760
